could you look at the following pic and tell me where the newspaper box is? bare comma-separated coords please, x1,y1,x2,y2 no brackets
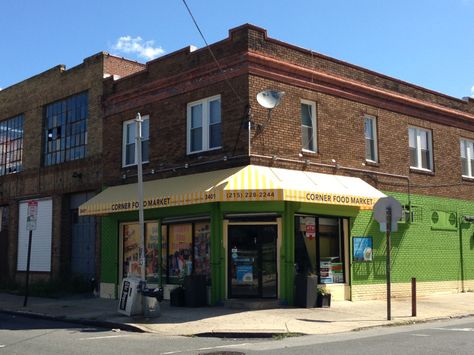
118,277,143,316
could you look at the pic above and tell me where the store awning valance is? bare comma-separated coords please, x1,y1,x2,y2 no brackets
79,165,385,216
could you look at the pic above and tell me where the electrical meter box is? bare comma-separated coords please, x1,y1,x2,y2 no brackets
118,277,143,316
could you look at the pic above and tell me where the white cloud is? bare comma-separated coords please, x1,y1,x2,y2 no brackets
471,85,474,98
112,36,165,60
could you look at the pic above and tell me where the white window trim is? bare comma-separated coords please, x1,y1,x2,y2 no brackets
461,138,474,178
364,115,378,163
300,99,317,153
187,95,221,155
409,126,433,172
122,115,150,167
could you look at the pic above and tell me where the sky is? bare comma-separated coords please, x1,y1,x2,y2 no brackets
1,0,473,99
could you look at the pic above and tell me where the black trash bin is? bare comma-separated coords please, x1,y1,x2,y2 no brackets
141,287,164,302
183,275,206,307
170,287,185,307
294,274,318,308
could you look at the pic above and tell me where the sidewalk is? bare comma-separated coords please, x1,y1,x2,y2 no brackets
1,292,473,336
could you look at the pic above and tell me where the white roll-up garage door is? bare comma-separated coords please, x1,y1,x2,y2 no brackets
17,198,53,272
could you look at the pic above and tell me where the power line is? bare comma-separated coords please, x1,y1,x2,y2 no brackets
180,0,243,104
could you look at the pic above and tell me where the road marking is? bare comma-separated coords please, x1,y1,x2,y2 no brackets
160,343,250,355
79,335,131,340
0,345,5,348
411,334,430,337
432,328,474,332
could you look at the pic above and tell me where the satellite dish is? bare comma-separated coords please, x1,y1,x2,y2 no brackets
256,90,285,109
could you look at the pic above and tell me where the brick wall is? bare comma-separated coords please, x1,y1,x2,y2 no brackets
243,24,474,114
248,76,474,201
103,54,145,79
102,75,250,186
350,191,474,299
0,52,143,282
100,24,473,202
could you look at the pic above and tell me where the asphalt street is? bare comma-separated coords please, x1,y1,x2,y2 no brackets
1,312,473,354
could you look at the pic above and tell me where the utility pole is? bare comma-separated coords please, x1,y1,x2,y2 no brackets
135,113,145,282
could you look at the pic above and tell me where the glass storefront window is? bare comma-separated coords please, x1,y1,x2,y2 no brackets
168,224,193,283
294,216,345,284
122,220,211,285
145,223,159,283
122,222,160,282
123,223,141,278
161,224,167,283
194,222,211,281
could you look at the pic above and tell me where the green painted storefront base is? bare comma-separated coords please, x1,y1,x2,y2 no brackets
99,191,474,304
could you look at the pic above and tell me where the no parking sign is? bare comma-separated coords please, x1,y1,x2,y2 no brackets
26,200,38,231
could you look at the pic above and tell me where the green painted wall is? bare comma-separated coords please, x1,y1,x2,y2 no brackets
101,217,119,285
351,192,474,286
100,193,474,304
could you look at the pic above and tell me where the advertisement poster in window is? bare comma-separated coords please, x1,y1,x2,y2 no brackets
169,224,193,280
299,217,317,271
194,222,210,280
353,236,373,262
161,225,168,280
236,265,253,284
146,223,159,283
123,224,141,278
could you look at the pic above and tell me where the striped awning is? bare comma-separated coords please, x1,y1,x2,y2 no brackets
79,165,385,216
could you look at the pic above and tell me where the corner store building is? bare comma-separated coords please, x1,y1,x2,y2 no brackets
80,165,385,304
80,24,474,305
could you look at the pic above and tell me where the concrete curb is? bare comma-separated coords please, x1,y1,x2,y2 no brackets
3,308,474,338
0,309,145,333
351,313,474,332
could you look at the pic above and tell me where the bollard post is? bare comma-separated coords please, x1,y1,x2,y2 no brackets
411,277,417,317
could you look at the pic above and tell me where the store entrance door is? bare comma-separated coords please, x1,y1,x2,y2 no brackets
228,224,277,299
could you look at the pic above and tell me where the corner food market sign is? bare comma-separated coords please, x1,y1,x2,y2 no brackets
80,189,378,216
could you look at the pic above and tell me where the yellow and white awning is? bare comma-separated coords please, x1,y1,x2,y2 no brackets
79,165,385,216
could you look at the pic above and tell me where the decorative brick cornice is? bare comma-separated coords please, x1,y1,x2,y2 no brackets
103,48,474,132
245,51,474,131
103,53,249,116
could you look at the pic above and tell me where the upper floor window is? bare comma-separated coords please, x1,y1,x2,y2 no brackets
409,126,433,171
364,115,378,162
44,92,88,166
122,115,149,167
187,95,221,154
460,138,474,178
0,114,24,176
301,100,317,152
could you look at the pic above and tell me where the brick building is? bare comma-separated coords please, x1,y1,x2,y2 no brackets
0,53,144,287
35,24,474,304
79,24,474,304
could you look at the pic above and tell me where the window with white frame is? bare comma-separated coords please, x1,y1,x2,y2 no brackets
408,126,433,171
122,115,149,167
364,115,378,162
187,95,221,154
301,100,317,152
460,138,474,178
